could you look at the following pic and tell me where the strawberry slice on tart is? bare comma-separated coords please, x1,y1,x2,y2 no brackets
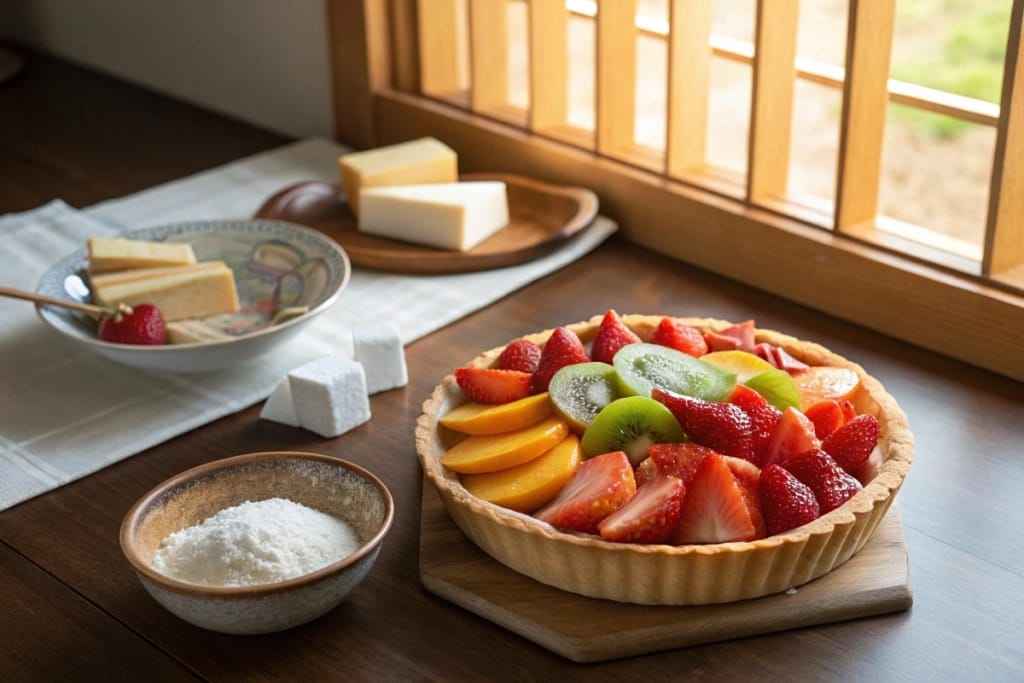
673,453,758,544
597,475,686,544
534,450,637,535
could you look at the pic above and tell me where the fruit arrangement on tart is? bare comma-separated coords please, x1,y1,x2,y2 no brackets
415,311,913,605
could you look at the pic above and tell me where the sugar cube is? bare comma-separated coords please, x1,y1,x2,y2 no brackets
288,355,371,437
259,377,299,427
353,322,408,394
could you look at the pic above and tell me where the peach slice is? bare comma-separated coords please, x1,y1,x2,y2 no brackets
461,434,584,513
440,417,569,474
439,393,554,435
794,366,864,412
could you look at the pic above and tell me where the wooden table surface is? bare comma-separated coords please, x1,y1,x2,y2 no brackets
2,48,1022,682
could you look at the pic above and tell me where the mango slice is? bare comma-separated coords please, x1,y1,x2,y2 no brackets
439,393,554,435
462,434,585,513
440,417,569,474
794,366,863,411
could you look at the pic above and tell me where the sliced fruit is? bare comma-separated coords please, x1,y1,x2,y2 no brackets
701,350,775,383
782,448,863,513
703,320,756,353
727,383,782,465
794,365,862,411
642,442,718,487
721,455,766,538
461,433,585,513
534,450,637,534
702,351,800,411
598,475,686,544
821,414,881,474
758,464,820,535
673,453,757,544
614,343,735,402
589,309,641,364
439,393,554,435
548,361,624,434
580,396,686,466
652,389,756,463
531,326,590,394
803,398,854,440
761,406,821,468
496,338,542,373
440,417,569,474
454,366,532,404
650,316,708,357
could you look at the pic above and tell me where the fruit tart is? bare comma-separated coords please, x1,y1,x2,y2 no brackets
415,312,913,605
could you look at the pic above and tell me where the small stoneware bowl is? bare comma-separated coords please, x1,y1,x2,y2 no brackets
120,451,394,634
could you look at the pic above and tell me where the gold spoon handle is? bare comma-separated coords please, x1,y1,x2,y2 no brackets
0,285,112,318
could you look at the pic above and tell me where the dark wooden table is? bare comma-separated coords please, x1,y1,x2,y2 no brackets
2,48,1022,682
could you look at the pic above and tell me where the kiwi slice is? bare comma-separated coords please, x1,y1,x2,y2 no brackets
744,368,801,411
548,362,624,433
581,396,686,466
614,343,736,402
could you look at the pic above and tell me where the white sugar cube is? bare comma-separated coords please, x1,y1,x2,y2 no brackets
288,355,371,438
353,322,408,394
259,377,299,427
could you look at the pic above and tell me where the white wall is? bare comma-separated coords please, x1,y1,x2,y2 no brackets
0,0,335,139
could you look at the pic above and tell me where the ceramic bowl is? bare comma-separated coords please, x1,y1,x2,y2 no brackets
415,314,914,605
120,451,394,634
35,219,351,373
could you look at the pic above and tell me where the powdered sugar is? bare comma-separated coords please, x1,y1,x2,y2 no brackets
150,497,361,587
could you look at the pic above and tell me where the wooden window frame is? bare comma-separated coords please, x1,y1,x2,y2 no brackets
327,0,1024,383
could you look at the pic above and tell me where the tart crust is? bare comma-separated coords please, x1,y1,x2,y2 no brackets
415,314,914,605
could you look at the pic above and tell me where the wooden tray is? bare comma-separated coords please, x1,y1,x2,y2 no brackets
419,483,913,663
254,174,599,274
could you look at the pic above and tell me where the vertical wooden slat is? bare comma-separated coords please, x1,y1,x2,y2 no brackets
984,0,1024,275
834,0,896,232
666,0,713,175
596,0,638,153
469,0,508,112
747,0,800,200
390,0,420,92
418,0,461,96
326,0,391,149
528,0,569,131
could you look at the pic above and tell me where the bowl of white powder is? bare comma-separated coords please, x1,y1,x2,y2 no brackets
120,451,394,634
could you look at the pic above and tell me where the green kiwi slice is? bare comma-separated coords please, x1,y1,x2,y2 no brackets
548,362,624,433
581,395,686,466
613,343,736,402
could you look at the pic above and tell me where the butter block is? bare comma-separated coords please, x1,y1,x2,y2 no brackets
339,137,457,217
358,181,509,251
259,378,300,427
288,355,371,438
88,237,196,273
353,322,408,394
91,261,239,322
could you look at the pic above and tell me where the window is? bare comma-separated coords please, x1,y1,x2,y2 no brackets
327,0,1024,383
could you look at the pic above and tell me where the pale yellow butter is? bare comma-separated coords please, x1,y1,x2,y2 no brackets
88,237,196,273
339,137,457,217
358,181,510,251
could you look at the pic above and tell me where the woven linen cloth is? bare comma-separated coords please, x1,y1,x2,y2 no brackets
0,138,617,511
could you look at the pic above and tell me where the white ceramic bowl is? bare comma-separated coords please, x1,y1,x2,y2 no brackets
35,219,351,372
120,451,394,635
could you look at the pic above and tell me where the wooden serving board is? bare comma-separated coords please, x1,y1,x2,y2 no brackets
419,485,913,663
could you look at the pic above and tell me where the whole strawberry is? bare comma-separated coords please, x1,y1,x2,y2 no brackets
822,414,880,474
531,326,589,393
782,448,862,513
759,464,820,535
97,304,166,345
496,338,542,373
590,309,641,364
652,388,756,462
650,316,708,357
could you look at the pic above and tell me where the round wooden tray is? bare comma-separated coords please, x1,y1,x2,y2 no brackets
254,173,599,274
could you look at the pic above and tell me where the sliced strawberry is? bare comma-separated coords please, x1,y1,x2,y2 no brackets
531,326,590,393
721,455,766,539
761,406,821,468
782,448,863,513
598,475,686,544
454,367,533,404
759,464,820,535
673,453,757,544
534,450,637,534
496,338,542,373
650,316,708,357
645,442,717,487
727,383,782,465
653,389,756,463
822,414,880,474
590,309,641,364
634,456,661,488
803,399,850,440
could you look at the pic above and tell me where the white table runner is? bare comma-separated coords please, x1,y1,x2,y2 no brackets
0,138,616,511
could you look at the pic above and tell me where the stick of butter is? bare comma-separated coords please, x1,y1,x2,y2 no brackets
88,237,196,273
339,137,457,217
358,181,510,252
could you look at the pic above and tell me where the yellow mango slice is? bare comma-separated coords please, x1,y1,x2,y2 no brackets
440,417,569,474
439,393,554,435
462,434,584,513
